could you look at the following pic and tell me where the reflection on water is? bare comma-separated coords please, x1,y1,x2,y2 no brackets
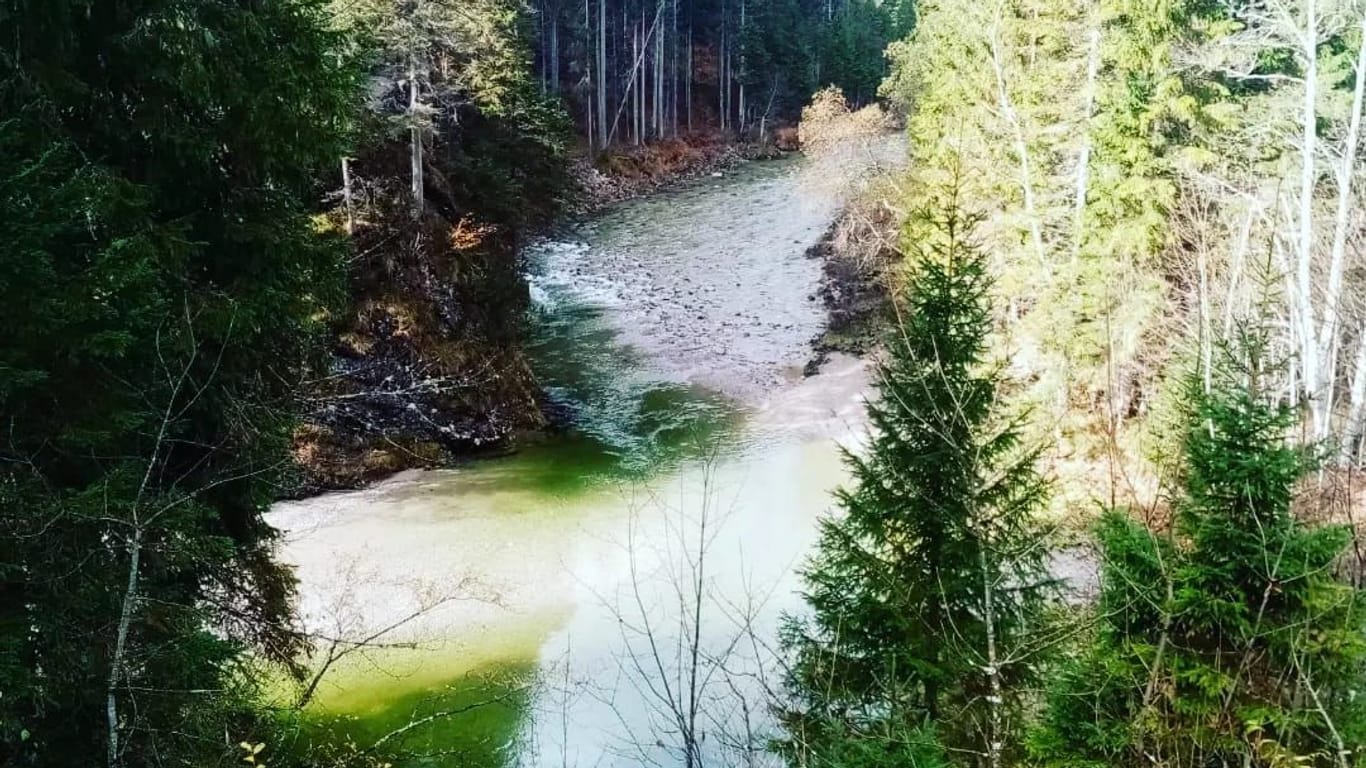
270,152,879,768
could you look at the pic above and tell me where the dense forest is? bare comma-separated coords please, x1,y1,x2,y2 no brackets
5,0,1366,765
778,0,1366,759
525,0,912,145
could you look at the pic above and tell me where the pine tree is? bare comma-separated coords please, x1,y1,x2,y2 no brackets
781,188,1054,765
1033,338,1366,766
0,2,358,765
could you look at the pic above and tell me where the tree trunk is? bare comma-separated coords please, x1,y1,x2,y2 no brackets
981,548,1003,768
687,23,693,131
1345,330,1366,462
341,157,354,236
1318,9,1366,443
656,2,664,138
1296,0,1321,429
408,61,423,218
606,4,665,146
632,8,637,142
1071,26,1100,259
738,0,746,133
585,0,594,143
719,1,727,132
672,0,679,136
989,18,1046,267
107,527,143,768
549,7,560,93
598,0,608,149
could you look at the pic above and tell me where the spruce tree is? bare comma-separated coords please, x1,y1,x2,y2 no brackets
0,2,357,765
1033,341,1366,766
782,190,1054,765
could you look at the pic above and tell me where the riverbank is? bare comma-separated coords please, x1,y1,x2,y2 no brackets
572,134,790,212
271,154,882,766
291,135,822,494
804,204,899,375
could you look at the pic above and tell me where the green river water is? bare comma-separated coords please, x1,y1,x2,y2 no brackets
269,149,893,767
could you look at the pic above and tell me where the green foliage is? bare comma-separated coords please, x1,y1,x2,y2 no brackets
782,188,1054,762
1081,0,1233,265
786,719,951,768
336,0,571,226
729,0,905,118
0,1,359,765
1033,350,1366,766
819,0,895,104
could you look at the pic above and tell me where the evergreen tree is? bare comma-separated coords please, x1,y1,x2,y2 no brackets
1033,340,1366,766
819,0,891,105
0,2,358,765
781,189,1054,765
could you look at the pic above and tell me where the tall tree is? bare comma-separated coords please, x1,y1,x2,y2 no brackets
0,2,358,765
782,187,1054,764
1033,339,1366,766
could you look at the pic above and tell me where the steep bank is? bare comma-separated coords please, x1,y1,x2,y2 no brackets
804,192,901,374
292,216,545,491
291,76,569,491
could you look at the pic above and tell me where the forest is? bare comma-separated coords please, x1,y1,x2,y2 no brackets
526,0,911,145
4,0,1366,765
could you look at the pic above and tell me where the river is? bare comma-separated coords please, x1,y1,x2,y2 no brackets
268,146,895,767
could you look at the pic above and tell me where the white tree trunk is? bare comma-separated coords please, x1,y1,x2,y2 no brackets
990,16,1047,266
1199,241,1213,394
1345,329,1366,462
738,0,746,133
1071,26,1100,259
980,548,1003,768
341,157,354,236
1316,9,1366,434
1223,205,1258,337
106,527,142,768
606,5,666,147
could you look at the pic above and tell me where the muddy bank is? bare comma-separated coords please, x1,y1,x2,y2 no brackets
803,225,890,375
803,185,903,375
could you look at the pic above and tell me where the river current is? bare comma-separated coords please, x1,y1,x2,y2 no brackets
268,146,897,767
